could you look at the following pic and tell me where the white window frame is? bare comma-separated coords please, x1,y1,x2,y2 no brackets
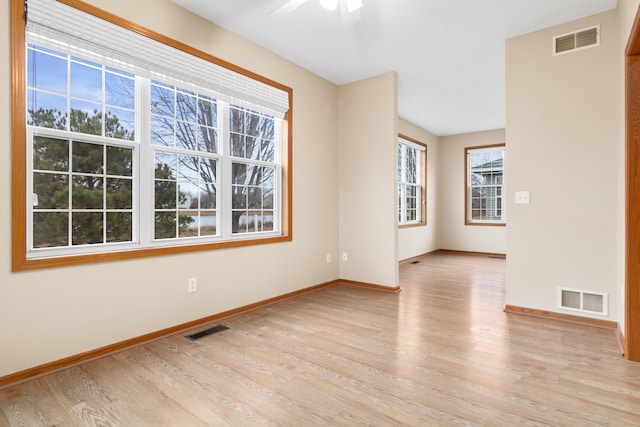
465,144,505,226
397,136,426,227
13,0,292,270
25,45,283,259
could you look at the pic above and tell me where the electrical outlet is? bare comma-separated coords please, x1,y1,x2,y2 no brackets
187,277,197,293
342,252,348,262
326,253,332,263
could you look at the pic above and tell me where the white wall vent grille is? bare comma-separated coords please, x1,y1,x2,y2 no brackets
553,25,600,55
557,287,608,316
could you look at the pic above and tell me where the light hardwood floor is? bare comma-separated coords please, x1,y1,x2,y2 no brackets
2,252,640,426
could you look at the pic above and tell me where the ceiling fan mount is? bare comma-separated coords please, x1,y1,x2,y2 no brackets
271,0,364,20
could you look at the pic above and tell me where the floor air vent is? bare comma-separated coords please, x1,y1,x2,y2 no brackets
186,324,229,341
553,25,599,55
557,288,607,316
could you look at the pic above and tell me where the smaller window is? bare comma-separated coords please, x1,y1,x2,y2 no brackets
465,144,505,226
397,135,426,227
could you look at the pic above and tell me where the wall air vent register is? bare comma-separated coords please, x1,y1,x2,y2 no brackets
557,287,608,316
553,25,600,55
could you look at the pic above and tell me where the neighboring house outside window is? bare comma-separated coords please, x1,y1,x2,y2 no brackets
13,0,292,270
398,135,426,227
465,144,505,225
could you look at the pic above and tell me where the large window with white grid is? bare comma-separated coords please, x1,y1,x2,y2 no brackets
13,0,291,269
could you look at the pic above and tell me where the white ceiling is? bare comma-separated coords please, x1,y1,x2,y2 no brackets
170,0,618,136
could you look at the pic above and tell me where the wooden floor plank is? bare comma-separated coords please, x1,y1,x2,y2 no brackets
1,252,640,425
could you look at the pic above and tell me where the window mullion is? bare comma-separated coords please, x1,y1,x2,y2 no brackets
400,145,406,221
220,102,232,239
137,76,151,245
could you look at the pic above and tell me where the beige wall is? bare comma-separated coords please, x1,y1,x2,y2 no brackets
438,129,507,254
398,119,439,261
0,0,342,377
338,72,399,287
506,10,620,320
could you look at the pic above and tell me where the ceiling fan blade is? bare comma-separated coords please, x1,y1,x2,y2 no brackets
346,0,363,14
339,0,362,25
270,0,309,15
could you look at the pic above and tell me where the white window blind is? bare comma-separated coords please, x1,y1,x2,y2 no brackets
25,0,290,117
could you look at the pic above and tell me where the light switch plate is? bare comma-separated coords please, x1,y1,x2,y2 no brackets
515,191,530,204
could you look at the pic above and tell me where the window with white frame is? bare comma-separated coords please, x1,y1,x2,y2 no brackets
15,0,291,268
465,144,505,225
397,136,426,226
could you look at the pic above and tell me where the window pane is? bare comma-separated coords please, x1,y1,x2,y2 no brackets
28,49,68,94
155,152,177,179
231,133,245,157
33,212,68,248
178,211,198,238
106,146,133,177
246,136,261,160
70,61,102,102
263,188,274,209
178,181,199,209
232,189,247,209
105,72,135,109
27,90,68,129
72,175,104,210
33,173,68,209
106,178,132,209
248,187,262,209
72,212,104,245
176,92,197,123
106,212,132,243
72,141,103,174
232,163,247,185
70,101,102,136
198,126,217,153
199,159,217,209
200,212,217,236
105,108,135,140
258,141,273,163
155,180,177,209
178,155,200,182
197,97,217,127
230,106,244,133
151,83,175,118
262,212,274,232
34,136,69,171
155,212,176,239
176,121,198,151
405,149,417,183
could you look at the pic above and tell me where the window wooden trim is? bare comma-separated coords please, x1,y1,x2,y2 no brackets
464,143,506,227
11,0,293,271
398,133,427,229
